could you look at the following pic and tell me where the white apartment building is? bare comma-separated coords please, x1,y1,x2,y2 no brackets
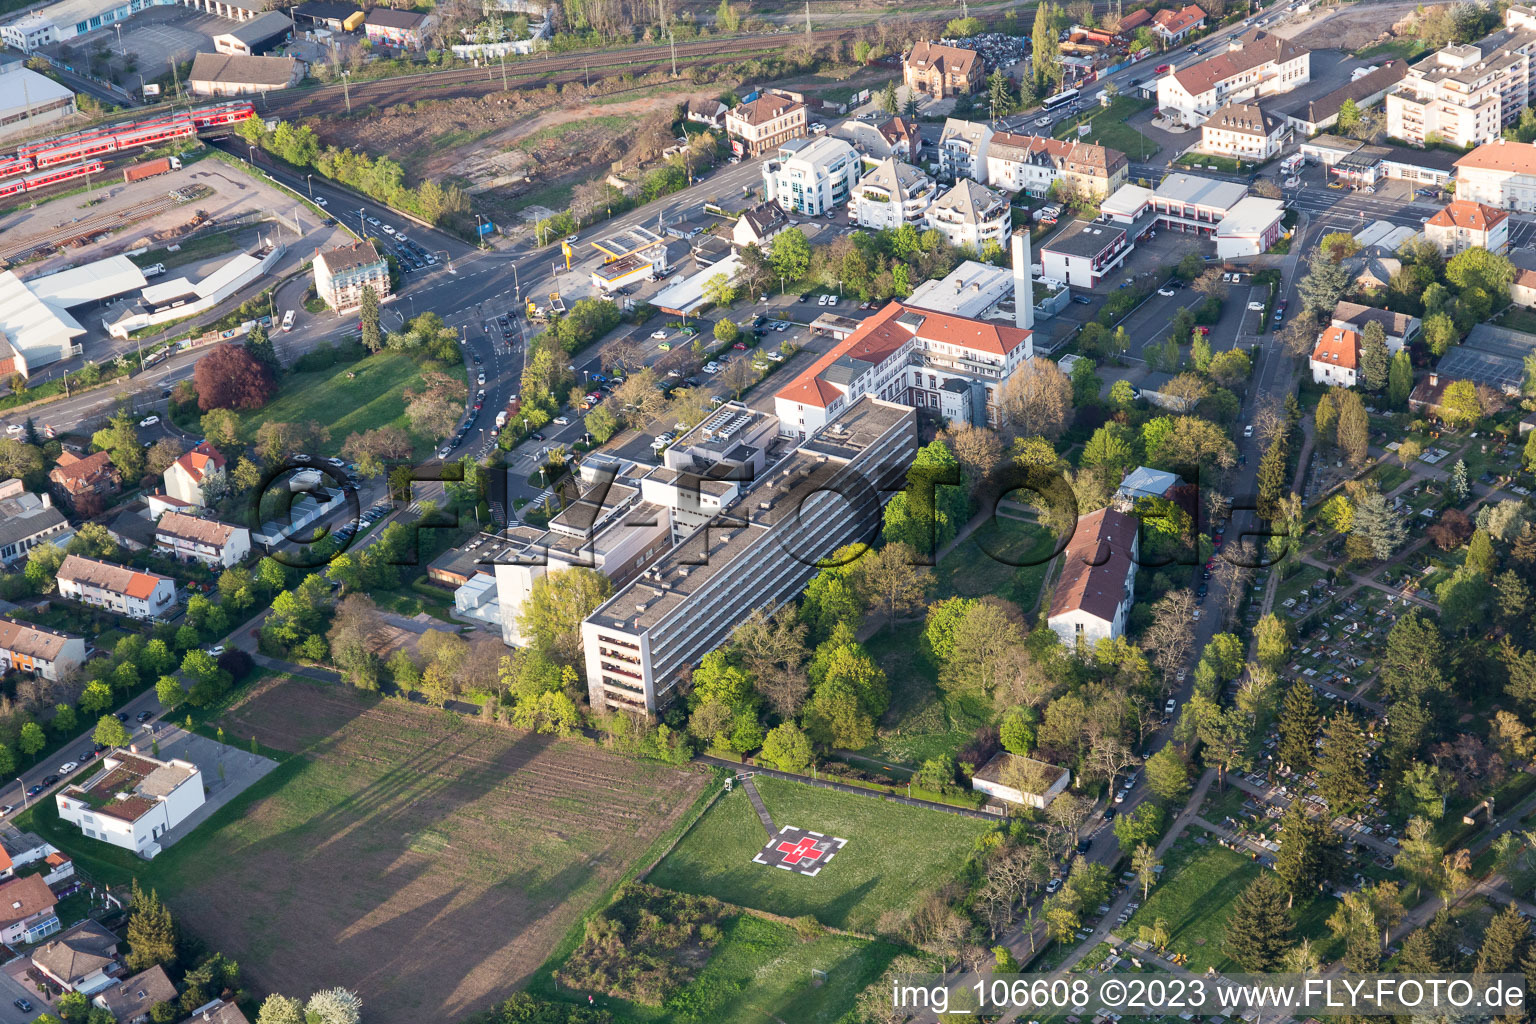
1424,198,1511,254
580,397,917,715
153,511,251,568
0,617,85,682
55,556,176,620
938,118,993,181
312,240,390,313
162,441,226,507
1047,506,1139,646
924,179,1010,251
851,157,937,230
1386,8,1536,148
761,136,860,217
984,133,1128,200
1199,100,1287,160
56,752,206,860
1454,138,1536,211
1156,31,1311,125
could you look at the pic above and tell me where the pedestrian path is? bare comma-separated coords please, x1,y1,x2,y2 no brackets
741,776,776,838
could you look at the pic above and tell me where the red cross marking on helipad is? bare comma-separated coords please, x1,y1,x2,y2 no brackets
776,836,822,864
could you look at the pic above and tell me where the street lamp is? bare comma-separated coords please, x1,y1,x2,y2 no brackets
307,173,314,199
247,144,256,164
16,779,26,810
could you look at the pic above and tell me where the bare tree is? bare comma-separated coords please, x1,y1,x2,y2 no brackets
1252,396,1288,448
720,353,757,399
853,542,932,629
1001,358,1074,440
1139,588,1197,679
1087,734,1141,786
731,604,810,718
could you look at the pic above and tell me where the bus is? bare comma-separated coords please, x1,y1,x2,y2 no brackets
1042,88,1081,111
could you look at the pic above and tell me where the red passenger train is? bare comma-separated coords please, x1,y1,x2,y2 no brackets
1,102,255,179
0,160,108,202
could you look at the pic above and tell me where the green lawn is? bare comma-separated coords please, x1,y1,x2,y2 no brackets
646,775,991,933
563,912,899,1024
936,514,1057,610
1115,838,1261,972
235,351,435,456
1052,96,1160,161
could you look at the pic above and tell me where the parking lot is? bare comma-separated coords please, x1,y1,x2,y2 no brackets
46,5,233,96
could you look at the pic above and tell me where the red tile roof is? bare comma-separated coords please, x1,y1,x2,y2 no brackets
1119,8,1152,30
1426,199,1508,233
49,451,117,488
170,441,226,484
1455,140,1536,174
1311,326,1359,370
1153,3,1205,34
57,555,170,601
1049,507,1139,622
775,301,1030,409
1171,31,1306,98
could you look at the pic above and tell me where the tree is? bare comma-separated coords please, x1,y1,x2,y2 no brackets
92,409,145,482
760,721,813,773
1352,492,1406,560
194,343,275,411
720,354,756,399
1112,802,1164,854
1001,358,1073,440
713,318,739,345
1359,320,1389,391
1336,97,1361,133
255,996,305,1024
1273,802,1342,905
50,704,76,736
938,599,1023,699
1316,708,1370,816
359,285,382,351
1388,350,1413,408
1335,389,1369,466
18,721,44,761
1223,873,1295,971
1277,680,1320,771
1440,379,1482,427
125,881,176,969
769,228,812,284
515,568,612,666
305,989,362,1024
701,272,736,308
94,714,130,748
1144,746,1190,802
1447,246,1514,300
988,68,1015,118
1298,249,1350,316
1132,843,1160,900
852,542,931,629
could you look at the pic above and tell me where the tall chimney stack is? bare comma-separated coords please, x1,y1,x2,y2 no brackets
1011,228,1034,331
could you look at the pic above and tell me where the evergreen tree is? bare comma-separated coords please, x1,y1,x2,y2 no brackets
1298,250,1350,316
1223,873,1295,971
1257,437,1289,520
1388,350,1413,408
1476,905,1531,973
1316,708,1370,817
1352,492,1407,560
1336,389,1370,466
1450,458,1469,502
1274,803,1343,905
125,880,176,970
359,285,381,353
1359,321,1389,391
1381,610,1446,702
244,323,280,378
1277,680,1320,771
1467,528,1496,577
988,69,1015,118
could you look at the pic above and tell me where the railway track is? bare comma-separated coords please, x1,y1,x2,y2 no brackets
262,29,861,116
0,192,184,264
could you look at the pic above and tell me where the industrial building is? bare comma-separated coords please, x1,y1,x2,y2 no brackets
0,63,77,142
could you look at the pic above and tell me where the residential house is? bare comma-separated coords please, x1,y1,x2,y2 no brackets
30,921,120,995
1346,255,1402,291
0,617,85,682
852,157,937,231
1279,60,1407,134
1039,219,1131,288
187,53,305,96
725,95,807,157
1115,465,1181,506
190,1003,250,1024
0,483,69,566
0,875,58,944
924,179,1010,251
1512,249,1536,306
1409,371,1455,416
1331,301,1420,352
984,133,1128,200
1199,100,1286,160
732,201,788,248
877,116,922,161
313,239,390,313
1385,8,1536,148
56,752,206,859
903,41,981,99
760,137,860,216
1151,4,1206,45
363,8,435,47
1156,31,1311,125
938,118,992,181
154,511,251,568
971,752,1071,809
1454,139,1536,212
1424,199,1510,255
94,965,177,1024
1310,325,1360,387
162,441,226,507
49,451,120,510
55,556,177,620
1047,505,1139,646
684,98,728,129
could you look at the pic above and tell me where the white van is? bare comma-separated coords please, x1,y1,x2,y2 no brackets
281,310,296,332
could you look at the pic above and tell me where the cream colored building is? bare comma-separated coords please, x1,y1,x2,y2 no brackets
1198,100,1287,160
1386,8,1536,148
725,95,807,157
313,240,390,312
1156,31,1310,125
1453,139,1536,212
851,157,937,231
924,179,1010,252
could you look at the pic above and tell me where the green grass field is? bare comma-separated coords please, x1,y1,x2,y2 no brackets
1053,96,1160,162
935,514,1057,611
1116,838,1261,972
236,351,432,456
646,775,991,932
568,912,899,1024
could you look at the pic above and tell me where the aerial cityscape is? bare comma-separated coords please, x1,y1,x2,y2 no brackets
2,0,1536,1020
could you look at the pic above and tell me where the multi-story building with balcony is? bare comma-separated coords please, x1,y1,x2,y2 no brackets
725,95,807,157
55,556,176,620
1040,219,1131,288
1386,8,1536,147
984,133,1129,200
923,179,1010,251
1156,31,1310,125
761,137,860,216
580,397,917,715
903,40,981,99
153,511,251,569
851,157,937,230
938,118,992,181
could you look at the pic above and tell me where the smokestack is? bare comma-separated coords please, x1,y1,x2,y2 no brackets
1011,228,1034,331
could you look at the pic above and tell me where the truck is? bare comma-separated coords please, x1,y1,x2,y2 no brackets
495,410,509,429
123,157,182,184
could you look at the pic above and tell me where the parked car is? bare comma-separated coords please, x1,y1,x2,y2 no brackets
1157,286,1175,297
136,710,152,722
58,761,77,775
1165,698,1177,715
206,645,226,657
139,414,160,427
553,416,570,425
24,786,41,798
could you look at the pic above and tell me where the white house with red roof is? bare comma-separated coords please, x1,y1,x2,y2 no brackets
162,441,227,507
1156,31,1311,125
1424,199,1510,255
774,230,1036,438
1151,4,1206,45
1310,325,1360,387
55,556,176,620
1047,506,1139,647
